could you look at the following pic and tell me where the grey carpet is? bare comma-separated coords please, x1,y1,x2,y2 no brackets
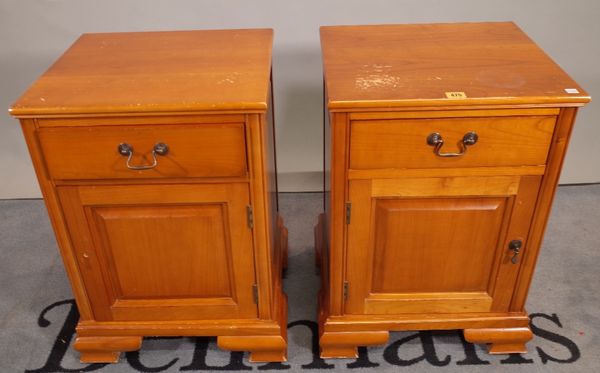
1,186,599,372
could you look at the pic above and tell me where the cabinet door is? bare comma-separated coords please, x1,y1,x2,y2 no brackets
58,183,257,321
345,176,540,315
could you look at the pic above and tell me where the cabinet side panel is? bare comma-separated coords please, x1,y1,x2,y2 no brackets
266,79,285,320
328,112,349,316
323,83,331,213
264,85,285,318
268,74,279,211
266,80,279,251
19,119,94,320
247,113,274,320
510,108,578,311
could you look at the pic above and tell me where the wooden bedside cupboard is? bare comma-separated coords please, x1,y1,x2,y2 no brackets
10,29,288,363
316,22,590,358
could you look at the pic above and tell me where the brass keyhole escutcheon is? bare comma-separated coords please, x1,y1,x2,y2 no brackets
508,239,522,264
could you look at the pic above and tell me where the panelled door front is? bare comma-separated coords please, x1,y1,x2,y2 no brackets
344,176,541,315
58,183,257,321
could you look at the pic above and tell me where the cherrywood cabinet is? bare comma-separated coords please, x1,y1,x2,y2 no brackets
10,29,287,363
316,22,590,358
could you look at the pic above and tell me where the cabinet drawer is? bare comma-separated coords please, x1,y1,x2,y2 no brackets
349,116,556,169
38,123,247,180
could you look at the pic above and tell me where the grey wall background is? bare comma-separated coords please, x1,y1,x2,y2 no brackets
1,0,598,198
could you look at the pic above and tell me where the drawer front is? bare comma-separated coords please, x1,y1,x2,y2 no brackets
349,116,556,169
39,123,247,180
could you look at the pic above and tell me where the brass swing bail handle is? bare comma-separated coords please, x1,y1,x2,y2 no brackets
117,142,169,170
426,131,478,157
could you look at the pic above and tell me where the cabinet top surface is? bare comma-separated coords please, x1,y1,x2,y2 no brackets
10,29,273,117
320,22,590,110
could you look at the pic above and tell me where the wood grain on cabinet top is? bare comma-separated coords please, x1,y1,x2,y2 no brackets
320,22,590,110
10,29,273,117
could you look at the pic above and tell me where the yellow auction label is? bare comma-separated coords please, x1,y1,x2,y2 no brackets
445,91,467,99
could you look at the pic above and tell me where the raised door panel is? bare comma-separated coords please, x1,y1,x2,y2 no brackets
345,176,540,315
90,205,232,299
58,183,257,321
371,197,506,294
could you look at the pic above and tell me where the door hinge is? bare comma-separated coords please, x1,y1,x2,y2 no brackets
252,284,258,304
345,202,351,224
343,281,349,300
247,205,254,229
